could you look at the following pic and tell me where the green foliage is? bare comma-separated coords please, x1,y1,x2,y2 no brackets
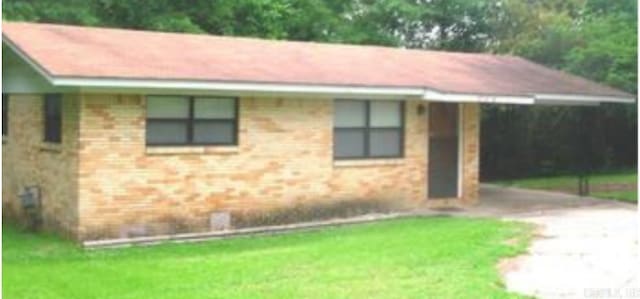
481,0,636,179
565,14,637,93
592,190,637,203
0,0,504,48
490,0,636,93
3,0,100,25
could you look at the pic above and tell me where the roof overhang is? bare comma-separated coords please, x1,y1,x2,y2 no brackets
421,90,635,105
3,36,636,105
533,94,635,105
50,77,637,105
54,77,428,99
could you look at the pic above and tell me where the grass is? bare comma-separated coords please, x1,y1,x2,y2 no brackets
592,190,637,203
3,217,532,299
495,170,637,203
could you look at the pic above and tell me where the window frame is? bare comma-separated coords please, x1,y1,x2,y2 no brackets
333,99,405,160
43,93,63,144
2,93,8,137
145,95,239,146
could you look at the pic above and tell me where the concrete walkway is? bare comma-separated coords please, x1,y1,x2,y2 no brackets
467,185,638,299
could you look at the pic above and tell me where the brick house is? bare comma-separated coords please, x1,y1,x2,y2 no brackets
2,22,634,241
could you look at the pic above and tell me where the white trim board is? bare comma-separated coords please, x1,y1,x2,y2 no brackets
67,78,426,98
423,90,535,105
60,78,638,105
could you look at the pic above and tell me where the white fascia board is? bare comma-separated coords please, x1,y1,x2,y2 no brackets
422,90,535,104
53,77,426,98
534,94,636,104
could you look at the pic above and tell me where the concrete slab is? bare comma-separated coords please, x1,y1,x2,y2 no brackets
471,184,627,217
449,185,638,299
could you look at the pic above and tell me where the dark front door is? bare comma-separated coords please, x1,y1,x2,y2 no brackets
428,103,459,199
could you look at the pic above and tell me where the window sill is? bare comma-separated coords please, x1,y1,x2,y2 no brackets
333,158,405,168
39,142,63,153
146,146,240,155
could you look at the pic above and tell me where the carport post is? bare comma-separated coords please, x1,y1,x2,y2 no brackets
576,106,595,197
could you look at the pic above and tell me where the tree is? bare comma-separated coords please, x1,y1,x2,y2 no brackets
480,0,637,179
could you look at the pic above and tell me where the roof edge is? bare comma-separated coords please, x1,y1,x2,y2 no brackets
423,90,535,104
534,94,636,104
55,76,427,97
50,76,638,104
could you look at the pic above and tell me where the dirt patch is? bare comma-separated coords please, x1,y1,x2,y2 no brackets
429,207,466,213
498,255,525,276
499,224,543,277
503,237,520,246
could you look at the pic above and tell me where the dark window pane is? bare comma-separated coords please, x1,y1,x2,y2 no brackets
193,121,235,144
334,129,366,158
370,101,401,128
146,121,188,144
334,100,366,128
44,94,62,143
194,98,235,119
2,94,7,136
369,129,402,157
45,118,62,142
333,99,404,159
145,96,238,146
147,96,189,118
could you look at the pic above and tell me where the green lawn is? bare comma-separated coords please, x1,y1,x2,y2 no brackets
3,217,531,299
592,190,637,202
496,170,637,203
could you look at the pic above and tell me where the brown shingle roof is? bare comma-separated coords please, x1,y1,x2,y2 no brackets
1,22,633,99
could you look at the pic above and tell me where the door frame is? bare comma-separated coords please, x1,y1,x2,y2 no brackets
426,102,464,199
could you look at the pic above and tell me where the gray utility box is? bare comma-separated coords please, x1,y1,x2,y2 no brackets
210,212,231,231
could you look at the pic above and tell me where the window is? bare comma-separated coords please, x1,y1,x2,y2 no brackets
44,94,63,143
334,100,404,159
2,94,8,137
146,96,238,146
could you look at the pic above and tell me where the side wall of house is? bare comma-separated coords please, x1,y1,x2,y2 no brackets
75,94,480,240
2,94,80,237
